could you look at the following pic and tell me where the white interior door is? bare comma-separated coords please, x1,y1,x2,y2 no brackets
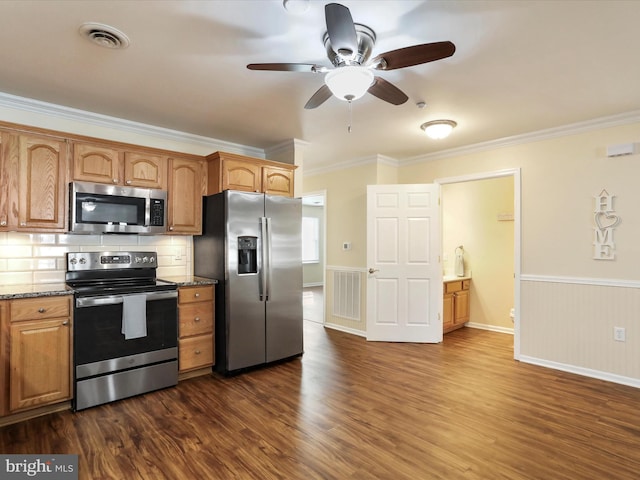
366,184,442,342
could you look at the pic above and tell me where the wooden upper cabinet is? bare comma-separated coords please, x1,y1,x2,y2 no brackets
263,166,294,196
0,132,67,232
167,157,204,235
206,151,296,197
223,158,262,193
72,142,166,189
123,152,166,189
72,143,120,184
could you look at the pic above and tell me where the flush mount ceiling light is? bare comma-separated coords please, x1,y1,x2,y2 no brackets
324,66,375,102
420,119,457,139
79,22,130,49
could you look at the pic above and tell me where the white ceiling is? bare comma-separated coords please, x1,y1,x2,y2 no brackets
1,1,639,171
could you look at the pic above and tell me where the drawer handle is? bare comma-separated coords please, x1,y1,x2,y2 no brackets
194,293,200,298
194,317,201,322
195,350,201,355
38,308,46,313
62,320,69,326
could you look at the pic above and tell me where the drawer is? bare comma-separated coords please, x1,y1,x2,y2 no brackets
179,334,214,371
462,279,471,290
10,296,71,322
444,281,462,294
179,303,214,337
178,285,214,304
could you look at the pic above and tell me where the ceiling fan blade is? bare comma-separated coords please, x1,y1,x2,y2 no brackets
367,77,409,105
247,63,326,73
325,3,358,57
304,85,333,109
371,41,456,71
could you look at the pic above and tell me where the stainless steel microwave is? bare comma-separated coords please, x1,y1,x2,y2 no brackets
70,181,167,234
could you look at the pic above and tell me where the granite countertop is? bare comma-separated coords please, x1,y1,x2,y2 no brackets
159,275,218,287
0,283,74,300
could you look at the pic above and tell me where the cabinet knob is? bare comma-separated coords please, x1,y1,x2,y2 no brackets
194,317,201,322
62,320,69,326
195,293,200,298
0,220,6,226
38,308,46,313
169,226,174,231
20,222,26,227
195,350,201,355
126,180,132,185
113,178,118,184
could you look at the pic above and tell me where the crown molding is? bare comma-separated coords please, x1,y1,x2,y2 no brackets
0,91,264,157
305,153,400,177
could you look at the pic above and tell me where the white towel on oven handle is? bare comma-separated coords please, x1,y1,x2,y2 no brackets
122,294,147,340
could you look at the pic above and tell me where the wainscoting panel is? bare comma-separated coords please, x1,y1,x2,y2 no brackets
521,278,640,383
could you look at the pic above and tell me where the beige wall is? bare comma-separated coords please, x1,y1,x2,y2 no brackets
442,177,515,330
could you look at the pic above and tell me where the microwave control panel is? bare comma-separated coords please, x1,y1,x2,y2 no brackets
150,198,165,226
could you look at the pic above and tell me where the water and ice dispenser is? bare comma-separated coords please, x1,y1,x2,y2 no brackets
237,236,258,274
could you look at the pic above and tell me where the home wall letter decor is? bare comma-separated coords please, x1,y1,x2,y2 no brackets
593,189,620,260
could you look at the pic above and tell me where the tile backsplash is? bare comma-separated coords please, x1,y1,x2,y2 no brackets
0,232,193,285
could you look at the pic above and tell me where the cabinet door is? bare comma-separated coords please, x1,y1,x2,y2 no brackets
0,301,7,415
443,292,455,333
18,135,67,231
453,289,470,326
222,159,261,193
124,152,166,189
72,142,120,184
10,318,71,412
167,158,203,234
262,166,294,197
0,132,15,230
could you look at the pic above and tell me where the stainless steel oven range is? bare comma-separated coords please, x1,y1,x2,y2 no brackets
65,251,178,411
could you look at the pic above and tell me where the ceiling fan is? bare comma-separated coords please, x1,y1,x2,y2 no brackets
247,2,455,109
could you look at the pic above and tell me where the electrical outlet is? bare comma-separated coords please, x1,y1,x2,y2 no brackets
613,326,626,342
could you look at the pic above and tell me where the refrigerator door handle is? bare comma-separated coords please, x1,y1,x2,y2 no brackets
260,216,269,301
264,217,272,301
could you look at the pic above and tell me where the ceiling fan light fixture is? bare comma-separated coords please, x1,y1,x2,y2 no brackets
324,66,374,102
420,119,457,139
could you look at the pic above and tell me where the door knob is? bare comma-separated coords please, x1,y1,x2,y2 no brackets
368,268,379,274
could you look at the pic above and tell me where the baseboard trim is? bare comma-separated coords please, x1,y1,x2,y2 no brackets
323,322,366,338
466,322,514,335
303,282,324,288
519,355,640,389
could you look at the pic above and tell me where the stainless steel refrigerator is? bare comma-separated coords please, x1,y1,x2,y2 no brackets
194,190,303,374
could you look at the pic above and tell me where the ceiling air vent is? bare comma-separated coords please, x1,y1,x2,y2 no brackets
79,22,130,49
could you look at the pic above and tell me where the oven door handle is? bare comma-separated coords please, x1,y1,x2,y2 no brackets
75,291,178,308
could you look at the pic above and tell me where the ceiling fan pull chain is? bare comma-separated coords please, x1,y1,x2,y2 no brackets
348,99,353,133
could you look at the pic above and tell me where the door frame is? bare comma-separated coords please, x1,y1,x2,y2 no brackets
302,190,327,324
435,168,521,360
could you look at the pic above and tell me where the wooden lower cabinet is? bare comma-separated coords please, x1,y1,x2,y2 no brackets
443,279,471,334
178,285,214,372
7,296,72,413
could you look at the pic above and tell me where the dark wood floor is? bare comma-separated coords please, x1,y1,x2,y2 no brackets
2,323,639,479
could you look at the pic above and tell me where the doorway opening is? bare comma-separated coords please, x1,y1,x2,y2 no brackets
436,169,521,359
302,191,326,325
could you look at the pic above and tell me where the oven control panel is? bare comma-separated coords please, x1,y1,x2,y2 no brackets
67,251,158,271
